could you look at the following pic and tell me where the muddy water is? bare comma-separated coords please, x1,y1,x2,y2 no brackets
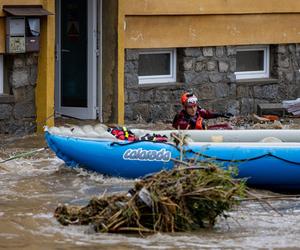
2,135,300,249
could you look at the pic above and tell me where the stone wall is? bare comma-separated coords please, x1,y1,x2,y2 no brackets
125,49,185,122
0,53,38,135
237,45,300,114
178,46,238,115
124,44,300,123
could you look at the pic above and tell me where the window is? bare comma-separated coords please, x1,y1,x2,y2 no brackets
0,55,3,94
235,46,270,80
138,49,177,84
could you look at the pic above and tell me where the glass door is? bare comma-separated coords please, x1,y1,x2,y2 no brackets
55,0,97,119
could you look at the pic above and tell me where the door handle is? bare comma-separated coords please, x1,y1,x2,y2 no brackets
61,49,71,53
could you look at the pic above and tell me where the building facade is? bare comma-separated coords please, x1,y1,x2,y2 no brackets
125,45,300,122
1,0,300,134
0,0,54,134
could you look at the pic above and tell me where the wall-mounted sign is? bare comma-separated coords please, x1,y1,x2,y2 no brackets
7,17,25,36
3,5,53,54
8,37,26,53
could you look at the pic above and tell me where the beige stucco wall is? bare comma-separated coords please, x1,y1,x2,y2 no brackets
122,0,300,48
122,0,300,15
125,14,300,48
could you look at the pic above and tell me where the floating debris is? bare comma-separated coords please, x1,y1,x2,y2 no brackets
283,98,300,116
54,165,246,234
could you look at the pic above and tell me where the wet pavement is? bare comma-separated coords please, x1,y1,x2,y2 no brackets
1,128,300,249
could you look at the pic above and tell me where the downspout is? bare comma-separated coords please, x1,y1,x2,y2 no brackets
117,0,125,124
97,0,103,122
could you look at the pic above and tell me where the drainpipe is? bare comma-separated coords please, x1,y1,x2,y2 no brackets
97,0,103,122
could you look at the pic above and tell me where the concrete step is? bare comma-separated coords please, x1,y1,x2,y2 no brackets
257,103,286,116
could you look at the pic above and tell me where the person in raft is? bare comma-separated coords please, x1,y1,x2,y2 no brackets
172,92,233,130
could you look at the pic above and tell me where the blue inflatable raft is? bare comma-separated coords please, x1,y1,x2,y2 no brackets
45,126,300,191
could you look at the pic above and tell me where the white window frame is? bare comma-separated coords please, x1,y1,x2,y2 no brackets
235,45,270,80
0,55,3,94
138,49,177,84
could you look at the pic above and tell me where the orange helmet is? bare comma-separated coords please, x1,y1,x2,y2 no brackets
181,92,198,106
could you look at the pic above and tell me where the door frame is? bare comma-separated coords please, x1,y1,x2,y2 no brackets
55,0,97,119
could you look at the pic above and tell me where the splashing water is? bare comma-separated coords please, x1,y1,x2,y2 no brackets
1,135,300,249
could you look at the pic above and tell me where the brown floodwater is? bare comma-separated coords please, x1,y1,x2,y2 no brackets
1,134,300,249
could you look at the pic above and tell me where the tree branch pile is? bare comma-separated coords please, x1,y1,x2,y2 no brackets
54,165,246,233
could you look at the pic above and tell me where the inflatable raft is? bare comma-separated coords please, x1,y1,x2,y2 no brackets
45,125,300,191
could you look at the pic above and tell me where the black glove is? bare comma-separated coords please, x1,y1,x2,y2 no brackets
217,112,234,118
223,112,234,118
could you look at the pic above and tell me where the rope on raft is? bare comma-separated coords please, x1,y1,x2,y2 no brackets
185,149,300,166
110,140,178,148
0,147,48,164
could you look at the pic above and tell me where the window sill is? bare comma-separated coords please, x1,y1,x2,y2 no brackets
0,94,15,104
236,78,279,86
138,82,183,89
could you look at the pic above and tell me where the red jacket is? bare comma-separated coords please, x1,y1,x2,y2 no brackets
172,107,219,130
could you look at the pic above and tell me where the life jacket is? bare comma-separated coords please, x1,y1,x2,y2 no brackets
108,126,137,141
195,116,205,130
140,133,168,143
173,108,209,130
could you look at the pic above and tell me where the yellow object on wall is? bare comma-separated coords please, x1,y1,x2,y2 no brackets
0,19,4,53
117,0,125,125
36,0,55,132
